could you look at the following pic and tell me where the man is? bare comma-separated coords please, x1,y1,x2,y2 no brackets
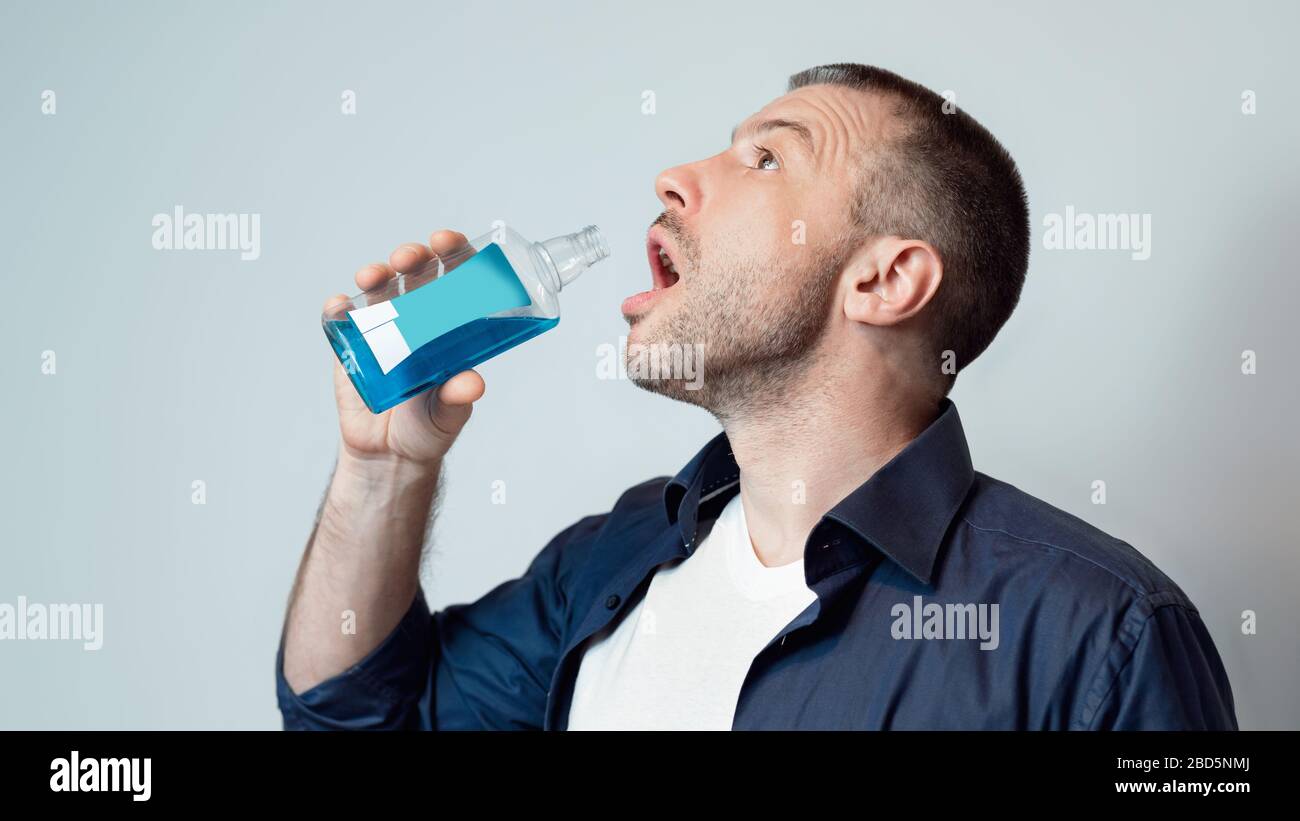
277,64,1237,730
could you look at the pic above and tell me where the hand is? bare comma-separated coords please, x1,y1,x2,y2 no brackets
324,230,486,467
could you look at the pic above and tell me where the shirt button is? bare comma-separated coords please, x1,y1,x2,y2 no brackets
604,594,622,610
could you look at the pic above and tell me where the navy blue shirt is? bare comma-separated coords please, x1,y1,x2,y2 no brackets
276,399,1237,730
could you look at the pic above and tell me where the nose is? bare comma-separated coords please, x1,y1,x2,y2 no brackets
654,162,703,218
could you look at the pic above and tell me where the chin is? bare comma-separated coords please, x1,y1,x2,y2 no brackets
624,313,659,347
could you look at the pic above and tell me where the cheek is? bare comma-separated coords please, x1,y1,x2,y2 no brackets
706,213,788,275
740,240,825,313
707,184,793,249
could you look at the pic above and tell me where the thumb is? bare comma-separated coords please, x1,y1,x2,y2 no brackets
423,370,485,442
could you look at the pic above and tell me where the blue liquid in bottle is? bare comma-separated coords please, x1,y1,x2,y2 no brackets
325,314,558,413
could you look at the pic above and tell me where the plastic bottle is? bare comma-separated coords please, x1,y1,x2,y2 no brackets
323,224,609,413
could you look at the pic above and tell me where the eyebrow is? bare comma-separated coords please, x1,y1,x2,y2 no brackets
730,118,816,155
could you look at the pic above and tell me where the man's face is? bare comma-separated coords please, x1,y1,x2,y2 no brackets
621,83,888,414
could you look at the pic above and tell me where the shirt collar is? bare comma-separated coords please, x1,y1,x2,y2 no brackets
661,398,975,586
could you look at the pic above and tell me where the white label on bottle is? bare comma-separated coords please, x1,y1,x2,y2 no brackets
348,300,399,333
363,320,413,374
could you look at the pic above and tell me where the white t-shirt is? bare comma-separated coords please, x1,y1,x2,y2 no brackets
567,492,818,730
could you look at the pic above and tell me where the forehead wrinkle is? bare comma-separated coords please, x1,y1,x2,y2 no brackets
800,87,910,187
773,89,874,175
731,118,816,157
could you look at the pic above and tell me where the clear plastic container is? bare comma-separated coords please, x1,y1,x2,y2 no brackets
323,224,609,413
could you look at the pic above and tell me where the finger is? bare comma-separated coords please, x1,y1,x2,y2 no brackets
436,369,485,406
322,292,350,314
429,229,469,254
423,395,473,445
389,242,434,274
354,262,395,292
428,230,474,273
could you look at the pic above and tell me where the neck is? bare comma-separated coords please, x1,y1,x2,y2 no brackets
720,359,939,569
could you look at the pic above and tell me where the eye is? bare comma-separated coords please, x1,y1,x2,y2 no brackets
752,145,781,171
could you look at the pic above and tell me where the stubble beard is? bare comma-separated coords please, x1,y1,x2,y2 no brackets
626,238,846,424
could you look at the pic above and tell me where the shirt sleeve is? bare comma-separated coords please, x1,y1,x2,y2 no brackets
1079,593,1239,730
276,515,603,731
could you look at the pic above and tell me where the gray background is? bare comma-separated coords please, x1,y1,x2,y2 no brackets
1,0,1295,729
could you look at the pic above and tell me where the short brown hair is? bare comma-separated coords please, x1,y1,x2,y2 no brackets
788,63,1030,396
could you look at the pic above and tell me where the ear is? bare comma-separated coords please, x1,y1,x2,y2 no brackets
842,237,943,327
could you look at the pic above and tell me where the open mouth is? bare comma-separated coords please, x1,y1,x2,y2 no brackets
648,234,682,290
621,227,685,317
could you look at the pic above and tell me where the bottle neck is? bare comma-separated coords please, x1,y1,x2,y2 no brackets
536,225,610,292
